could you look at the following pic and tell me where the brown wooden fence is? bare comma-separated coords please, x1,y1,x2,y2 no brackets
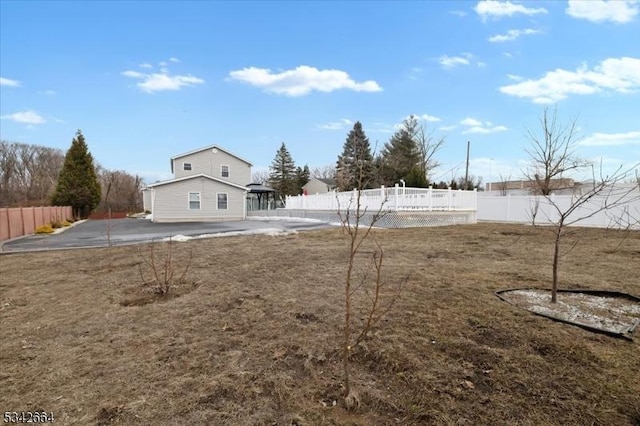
0,206,73,242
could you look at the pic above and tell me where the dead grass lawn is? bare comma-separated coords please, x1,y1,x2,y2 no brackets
1,223,639,425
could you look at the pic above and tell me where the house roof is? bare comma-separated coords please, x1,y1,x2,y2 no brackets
170,144,253,172
146,174,248,191
310,177,336,186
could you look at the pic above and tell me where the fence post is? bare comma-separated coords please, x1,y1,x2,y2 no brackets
394,184,399,211
448,187,452,211
20,206,26,236
428,186,433,211
474,188,478,211
506,194,511,220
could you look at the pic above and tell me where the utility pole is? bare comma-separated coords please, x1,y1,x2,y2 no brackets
464,140,470,185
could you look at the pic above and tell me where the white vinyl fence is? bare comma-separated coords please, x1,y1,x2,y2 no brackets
477,187,640,229
285,186,478,212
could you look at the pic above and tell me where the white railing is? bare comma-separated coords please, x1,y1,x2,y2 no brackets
285,186,477,212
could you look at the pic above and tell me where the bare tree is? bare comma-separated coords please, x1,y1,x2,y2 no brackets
337,156,407,410
251,169,271,185
498,172,512,196
539,163,639,303
0,141,64,207
416,124,444,181
524,106,587,195
95,166,143,213
310,164,337,180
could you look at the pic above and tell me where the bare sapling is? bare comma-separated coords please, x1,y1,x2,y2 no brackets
540,163,639,303
137,236,193,295
337,168,409,410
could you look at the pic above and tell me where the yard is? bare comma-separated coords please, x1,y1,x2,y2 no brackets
1,223,639,425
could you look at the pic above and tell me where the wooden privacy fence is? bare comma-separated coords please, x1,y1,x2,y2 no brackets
0,206,73,242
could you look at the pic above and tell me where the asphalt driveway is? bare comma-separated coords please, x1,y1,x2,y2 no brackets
0,217,336,253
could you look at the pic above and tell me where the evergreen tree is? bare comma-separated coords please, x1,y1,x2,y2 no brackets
378,116,428,187
295,164,310,194
269,142,297,198
51,130,101,218
335,122,375,191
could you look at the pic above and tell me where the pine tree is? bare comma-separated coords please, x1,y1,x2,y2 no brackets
336,122,375,191
295,164,310,194
269,142,297,198
51,130,101,218
378,116,427,187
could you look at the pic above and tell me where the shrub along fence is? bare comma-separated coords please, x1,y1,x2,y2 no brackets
0,206,73,242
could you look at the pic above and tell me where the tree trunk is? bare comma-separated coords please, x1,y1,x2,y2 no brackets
552,226,562,303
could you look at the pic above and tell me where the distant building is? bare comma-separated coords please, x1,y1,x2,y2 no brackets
303,177,337,195
486,178,576,194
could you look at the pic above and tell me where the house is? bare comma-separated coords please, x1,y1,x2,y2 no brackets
485,178,576,194
143,145,252,222
302,177,337,195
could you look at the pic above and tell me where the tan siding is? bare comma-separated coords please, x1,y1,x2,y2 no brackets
152,177,246,222
303,179,331,194
173,149,251,186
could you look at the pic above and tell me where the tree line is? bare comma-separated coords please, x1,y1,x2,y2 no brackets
1,131,143,217
262,115,479,200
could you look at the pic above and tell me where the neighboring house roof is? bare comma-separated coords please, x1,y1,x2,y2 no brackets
146,174,248,191
170,144,253,172
317,178,336,186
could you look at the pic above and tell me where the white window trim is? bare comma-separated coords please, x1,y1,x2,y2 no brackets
188,192,201,210
183,162,192,171
216,192,229,210
220,164,230,178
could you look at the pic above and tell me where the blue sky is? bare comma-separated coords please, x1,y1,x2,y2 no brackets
1,0,639,185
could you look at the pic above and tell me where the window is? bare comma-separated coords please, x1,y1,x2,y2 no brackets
217,193,228,210
188,192,201,210
183,162,192,171
221,165,230,178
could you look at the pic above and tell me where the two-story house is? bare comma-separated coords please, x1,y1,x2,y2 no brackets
142,145,252,222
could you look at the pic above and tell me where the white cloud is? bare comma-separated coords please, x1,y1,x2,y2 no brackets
1,110,46,125
439,125,458,131
139,63,153,69
169,57,181,63
227,65,382,96
580,131,640,146
417,114,442,122
38,89,56,95
450,10,468,17
566,0,639,23
460,117,508,134
488,28,540,42
122,68,205,93
316,118,353,130
122,70,144,78
499,56,640,103
159,61,168,67
438,55,470,69
474,0,547,20
0,77,21,87
438,53,484,69
506,74,523,81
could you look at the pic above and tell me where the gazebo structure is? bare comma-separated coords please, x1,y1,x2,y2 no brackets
246,183,277,211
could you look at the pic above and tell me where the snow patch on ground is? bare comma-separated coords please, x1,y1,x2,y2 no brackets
502,289,640,335
162,228,297,242
248,216,326,223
